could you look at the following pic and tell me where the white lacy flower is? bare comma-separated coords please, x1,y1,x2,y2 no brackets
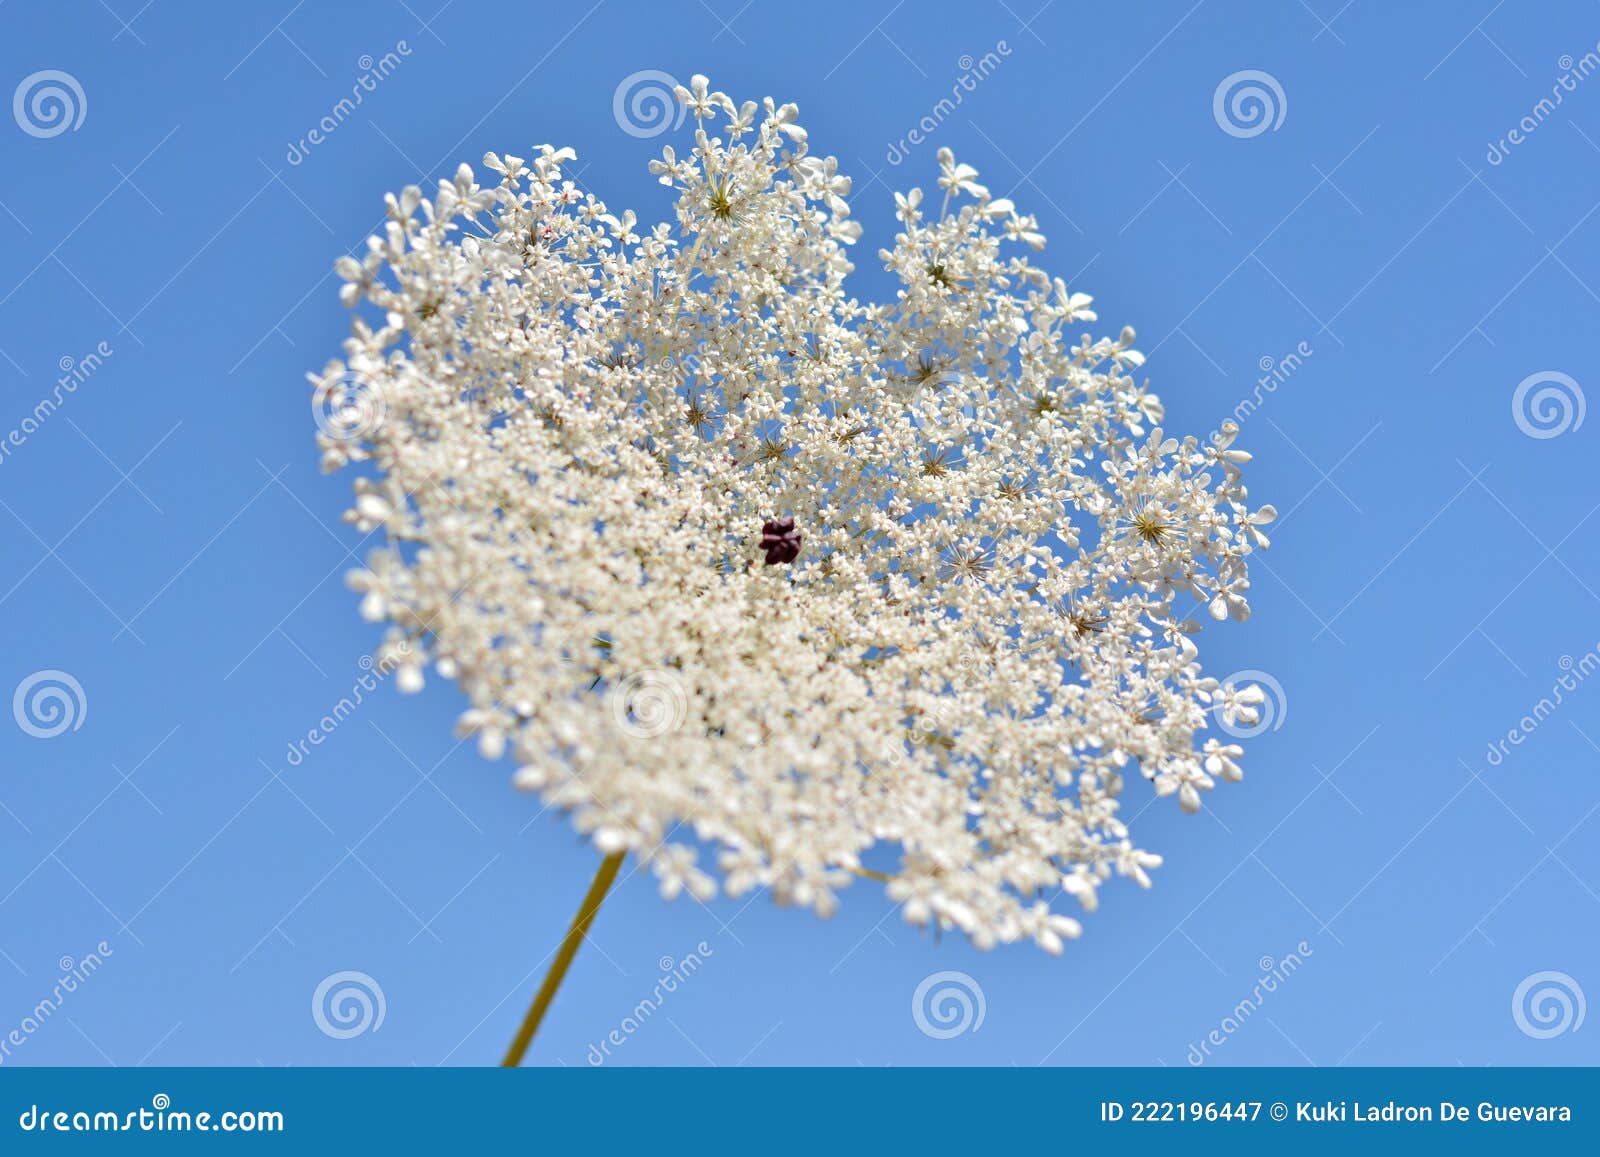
314,75,1276,953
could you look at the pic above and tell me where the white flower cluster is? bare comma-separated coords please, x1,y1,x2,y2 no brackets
316,76,1276,953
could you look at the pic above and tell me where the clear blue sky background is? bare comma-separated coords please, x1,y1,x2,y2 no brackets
1,0,1597,1068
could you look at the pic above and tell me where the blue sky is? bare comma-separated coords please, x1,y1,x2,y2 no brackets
1,0,1597,1067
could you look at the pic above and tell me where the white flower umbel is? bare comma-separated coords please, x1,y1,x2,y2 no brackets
317,76,1275,956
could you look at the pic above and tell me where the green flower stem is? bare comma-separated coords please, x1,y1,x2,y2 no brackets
501,850,626,1066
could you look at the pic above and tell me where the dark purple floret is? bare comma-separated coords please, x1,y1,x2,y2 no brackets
760,517,802,566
